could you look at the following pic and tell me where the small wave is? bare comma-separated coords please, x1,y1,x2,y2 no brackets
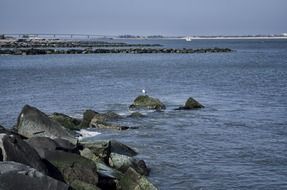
77,129,101,140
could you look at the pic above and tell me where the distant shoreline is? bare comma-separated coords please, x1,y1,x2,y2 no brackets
114,36,287,40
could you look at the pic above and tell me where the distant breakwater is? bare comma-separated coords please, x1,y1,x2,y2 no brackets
0,47,232,55
0,38,232,55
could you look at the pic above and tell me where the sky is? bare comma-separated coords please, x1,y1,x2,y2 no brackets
0,0,287,36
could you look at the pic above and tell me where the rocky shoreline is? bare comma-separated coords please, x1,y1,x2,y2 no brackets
0,39,232,55
0,95,203,190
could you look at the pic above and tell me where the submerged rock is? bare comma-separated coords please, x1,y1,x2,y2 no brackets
16,105,77,144
127,112,146,118
99,111,123,121
0,133,49,174
120,167,158,190
50,112,81,130
0,161,69,190
129,95,166,111
176,97,204,110
89,117,129,131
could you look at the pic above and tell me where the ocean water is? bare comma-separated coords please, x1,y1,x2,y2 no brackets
0,39,287,189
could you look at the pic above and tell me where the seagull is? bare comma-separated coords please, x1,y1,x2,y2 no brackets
142,89,147,94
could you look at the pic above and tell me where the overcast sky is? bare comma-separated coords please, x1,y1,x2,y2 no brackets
0,0,286,36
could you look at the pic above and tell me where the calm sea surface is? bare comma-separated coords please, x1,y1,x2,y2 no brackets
0,39,287,189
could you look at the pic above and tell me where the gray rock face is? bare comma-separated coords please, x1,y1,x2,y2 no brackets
176,97,204,110
16,105,77,144
120,167,158,190
0,133,49,174
129,95,166,110
0,161,70,190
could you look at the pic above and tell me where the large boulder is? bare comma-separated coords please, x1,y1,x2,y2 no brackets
50,112,81,130
120,167,158,190
0,161,70,190
16,105,77,144
0,133,49,174
129,95,166,110
43,150,99,190
79,109,99,128
176,97,204,110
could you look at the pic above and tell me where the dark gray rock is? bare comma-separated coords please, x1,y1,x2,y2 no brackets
119,167,157,190
0,124,25,138
43,150,99,190
109,140,137,157
50,112,81,130
129,95,166,111
0,161,70,190
16,105,77,144
176,97,204,110
54,138,79,153
25,137,79,157
0,133,49,174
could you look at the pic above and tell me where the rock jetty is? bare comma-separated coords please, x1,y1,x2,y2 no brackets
0,47,232,55
0,105,158,190
0,95,205,189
